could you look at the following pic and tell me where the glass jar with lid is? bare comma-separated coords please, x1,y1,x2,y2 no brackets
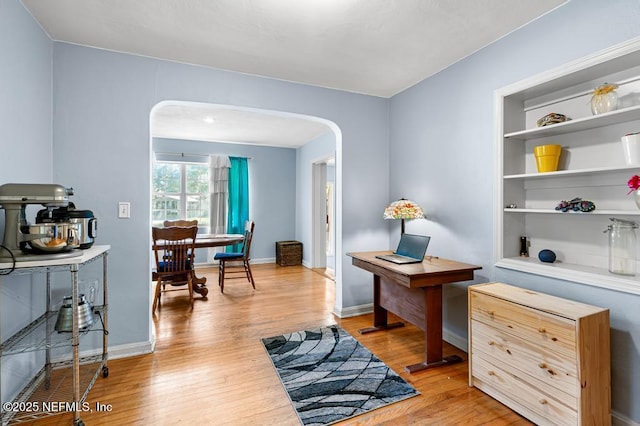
605,218,638,275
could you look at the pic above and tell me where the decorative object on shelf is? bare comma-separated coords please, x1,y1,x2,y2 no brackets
622,132,640,165
383,198,425,235
590,82,619,115
506,203,517,209
536,112,570,127
554,197,596,212
534,144,562,172
519,236,529,257
604,218,637,276
626,174,640,209
538,249,557,263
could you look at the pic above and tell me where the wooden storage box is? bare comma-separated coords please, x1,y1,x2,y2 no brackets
276,241,302,266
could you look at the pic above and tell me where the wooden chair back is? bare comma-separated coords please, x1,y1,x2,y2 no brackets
152,226,197,279
241,221,255,260
163,219,198,228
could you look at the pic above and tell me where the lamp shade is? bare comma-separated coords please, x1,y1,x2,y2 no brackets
383,198,425,220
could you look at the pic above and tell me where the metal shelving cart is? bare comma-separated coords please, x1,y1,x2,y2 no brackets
0,245,110,426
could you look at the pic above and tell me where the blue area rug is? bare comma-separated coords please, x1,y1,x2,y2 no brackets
261,325,419,425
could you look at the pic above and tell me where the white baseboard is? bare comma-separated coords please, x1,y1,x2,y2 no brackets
107,340,155,359
333,303,373,318
51,340,155,364
613,412,640,426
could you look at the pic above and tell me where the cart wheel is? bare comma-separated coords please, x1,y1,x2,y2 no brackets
102,366,109,378
74,419,85,426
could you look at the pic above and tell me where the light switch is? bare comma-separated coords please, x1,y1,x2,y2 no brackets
118,202,131,218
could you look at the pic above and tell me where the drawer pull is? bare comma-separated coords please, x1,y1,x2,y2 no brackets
538,327,547,333
488,340,495,346
487,370,496,376
538,362,547,369
539,399,548,405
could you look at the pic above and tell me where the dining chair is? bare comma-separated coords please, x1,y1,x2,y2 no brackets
213,221,255,293
151,226,198,313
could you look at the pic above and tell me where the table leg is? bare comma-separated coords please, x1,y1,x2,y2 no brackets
405,285,462,373
191,271,208,297
359,275,404,334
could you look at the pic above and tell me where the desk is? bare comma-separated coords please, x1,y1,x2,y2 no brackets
153,233,244,296
348,251,481,373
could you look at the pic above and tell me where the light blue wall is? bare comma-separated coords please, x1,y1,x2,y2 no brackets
6,0,638,420
295,131,335,265
0,0,54,402
389,0,640,421
153,137,297,262
51,41,389,350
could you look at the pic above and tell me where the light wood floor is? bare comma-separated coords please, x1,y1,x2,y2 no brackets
30,264,530,425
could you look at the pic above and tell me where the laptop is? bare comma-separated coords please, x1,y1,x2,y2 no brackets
375,234,431,264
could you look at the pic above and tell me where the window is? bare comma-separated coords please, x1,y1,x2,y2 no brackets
152,162,210,231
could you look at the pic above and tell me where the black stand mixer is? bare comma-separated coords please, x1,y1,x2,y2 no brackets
0,183,85,261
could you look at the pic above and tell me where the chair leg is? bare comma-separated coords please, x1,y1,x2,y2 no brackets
219,260,225,293
245,260,255,289
187,274,194,310
153,279,162,313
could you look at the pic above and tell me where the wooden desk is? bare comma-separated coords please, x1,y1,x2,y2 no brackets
153,233,244,296
348,251,481,373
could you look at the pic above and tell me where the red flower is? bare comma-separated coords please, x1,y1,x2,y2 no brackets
628,175,640,194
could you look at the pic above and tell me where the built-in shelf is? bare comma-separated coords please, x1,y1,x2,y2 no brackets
495,38,640,295
504,164,640,180
504,104,640,140
496,257,640,296
504,208,640,215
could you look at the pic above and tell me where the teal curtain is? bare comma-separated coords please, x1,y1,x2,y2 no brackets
227,157,249,252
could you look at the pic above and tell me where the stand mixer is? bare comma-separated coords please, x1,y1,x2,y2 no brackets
0,183,83,261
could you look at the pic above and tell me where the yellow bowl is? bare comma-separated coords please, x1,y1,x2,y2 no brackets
534,144,562,172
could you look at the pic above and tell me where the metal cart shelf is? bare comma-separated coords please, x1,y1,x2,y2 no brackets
0,245,110,426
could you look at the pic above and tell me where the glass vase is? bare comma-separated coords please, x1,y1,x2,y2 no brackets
591,83,618,115
634,190,640,209
606,218,637,276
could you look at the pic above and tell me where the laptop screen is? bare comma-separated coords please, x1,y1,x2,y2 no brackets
395,234,431,259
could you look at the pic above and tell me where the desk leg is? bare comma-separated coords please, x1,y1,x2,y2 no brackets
405,285,462,373
358,275,404,334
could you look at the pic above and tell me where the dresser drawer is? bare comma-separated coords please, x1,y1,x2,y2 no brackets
471,319,578,404
470,290,576,357
472,355,578,426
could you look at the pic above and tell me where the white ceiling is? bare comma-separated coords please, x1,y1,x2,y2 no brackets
23,0,567,147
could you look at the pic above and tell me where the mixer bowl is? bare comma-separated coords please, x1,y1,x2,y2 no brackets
25,223,80,253
55,294,95,332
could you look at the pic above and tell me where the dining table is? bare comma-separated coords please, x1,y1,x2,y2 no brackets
152,233,244,296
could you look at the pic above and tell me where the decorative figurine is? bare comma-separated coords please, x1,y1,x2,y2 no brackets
536,112,570,127
555,197,596,212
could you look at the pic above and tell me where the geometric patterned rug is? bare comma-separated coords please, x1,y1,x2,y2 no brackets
261,325,419,425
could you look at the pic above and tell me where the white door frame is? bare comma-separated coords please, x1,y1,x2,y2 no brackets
311,161,327,268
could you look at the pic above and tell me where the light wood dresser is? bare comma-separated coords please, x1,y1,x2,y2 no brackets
468,282,610,426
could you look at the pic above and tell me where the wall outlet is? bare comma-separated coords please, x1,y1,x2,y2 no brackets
118,202,131,218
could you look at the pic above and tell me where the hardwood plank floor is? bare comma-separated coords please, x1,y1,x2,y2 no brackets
27,264,531,425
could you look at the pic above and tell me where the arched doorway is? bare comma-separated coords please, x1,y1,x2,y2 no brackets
149,100,343,308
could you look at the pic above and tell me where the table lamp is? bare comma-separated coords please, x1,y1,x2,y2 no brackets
383,198,425,235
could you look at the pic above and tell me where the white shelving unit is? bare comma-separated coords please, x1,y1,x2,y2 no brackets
0,245,110,426
495,38,640,296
